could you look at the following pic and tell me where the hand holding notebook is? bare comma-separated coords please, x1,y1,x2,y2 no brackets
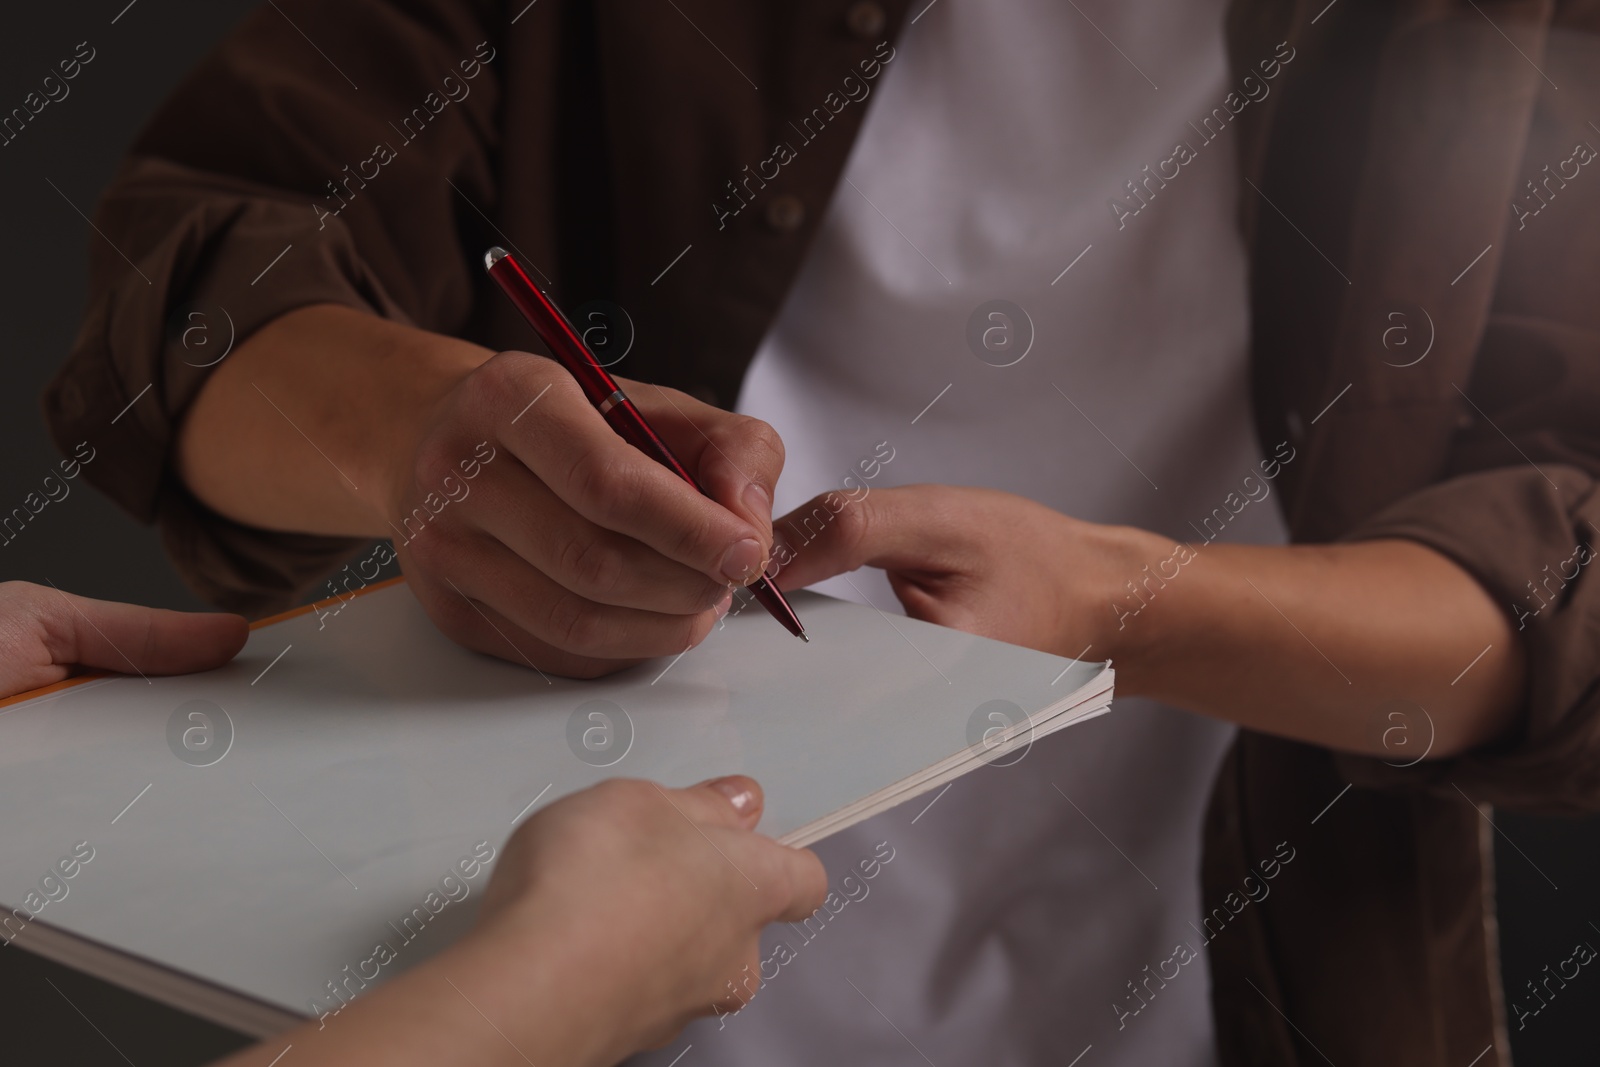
0,581,828,1067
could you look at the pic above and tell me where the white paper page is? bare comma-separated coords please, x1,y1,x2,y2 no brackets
0,584,1111,1019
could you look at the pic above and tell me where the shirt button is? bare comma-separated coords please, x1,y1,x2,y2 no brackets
687,385,721,407
845,1,887,38
765,194,806,233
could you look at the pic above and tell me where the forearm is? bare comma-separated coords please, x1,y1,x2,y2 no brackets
1111,531,1526,758
175,305,491,538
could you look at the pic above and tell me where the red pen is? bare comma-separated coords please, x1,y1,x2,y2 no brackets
484,246,808,642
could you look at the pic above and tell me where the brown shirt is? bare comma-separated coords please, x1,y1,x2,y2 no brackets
43,1,1600,1063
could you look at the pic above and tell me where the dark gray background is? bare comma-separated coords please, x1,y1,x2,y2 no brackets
0,2,1594,1064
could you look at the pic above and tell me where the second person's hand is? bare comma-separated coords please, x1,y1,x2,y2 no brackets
470,776,828,1059
211,776,828,1067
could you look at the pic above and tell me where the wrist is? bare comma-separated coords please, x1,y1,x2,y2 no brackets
347,323,493,535
184,303,494,539
1091,523,1208,691
449,898,643,1067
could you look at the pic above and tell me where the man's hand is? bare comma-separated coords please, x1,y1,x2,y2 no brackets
387,352,783,678
772,484,1524,759
178,305,785,678
773,484,1125,657
0,581,247,698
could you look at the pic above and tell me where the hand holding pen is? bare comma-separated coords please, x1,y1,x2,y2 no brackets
484,247,806,641
300,257,798,678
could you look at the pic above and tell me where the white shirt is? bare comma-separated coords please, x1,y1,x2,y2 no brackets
637,1,1287,1063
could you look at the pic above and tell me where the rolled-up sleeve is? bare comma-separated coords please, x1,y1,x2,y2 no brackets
1338,461,1600,813
42,0,501,616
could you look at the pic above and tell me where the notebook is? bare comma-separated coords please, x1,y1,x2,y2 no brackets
0,579,1113,1035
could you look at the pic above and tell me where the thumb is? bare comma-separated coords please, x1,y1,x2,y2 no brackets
37,585,249,677
657,775,765,831
769,485,965,591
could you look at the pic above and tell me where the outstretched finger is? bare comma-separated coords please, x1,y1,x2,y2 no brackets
770,485,970,591
31,586,248,677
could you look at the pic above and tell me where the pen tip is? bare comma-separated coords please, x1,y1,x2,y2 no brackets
800,633,810,643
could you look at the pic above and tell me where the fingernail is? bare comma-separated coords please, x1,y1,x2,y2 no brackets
743,482,772,525
720,538,764,585
714,588,734,619
706,777,758,815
